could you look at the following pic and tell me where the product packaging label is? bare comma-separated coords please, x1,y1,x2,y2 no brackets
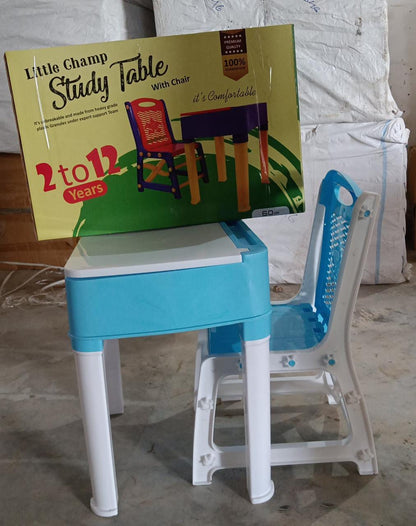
5,25,303,240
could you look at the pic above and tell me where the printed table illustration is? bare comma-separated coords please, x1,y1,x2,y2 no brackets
180,103,269,212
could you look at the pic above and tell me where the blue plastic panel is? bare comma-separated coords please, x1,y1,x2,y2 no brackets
66,221,271,351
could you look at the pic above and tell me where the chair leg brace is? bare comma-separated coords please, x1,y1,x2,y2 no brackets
197,346,377,478
267,347,377,475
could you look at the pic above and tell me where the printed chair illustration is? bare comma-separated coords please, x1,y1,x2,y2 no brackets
193,170,379,486
125,98,208,200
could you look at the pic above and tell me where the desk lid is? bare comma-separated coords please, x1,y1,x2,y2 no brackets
64,223,246,278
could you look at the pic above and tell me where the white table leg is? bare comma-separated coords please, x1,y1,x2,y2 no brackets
242,336,274,504
103,339,124,415
74,350,118,517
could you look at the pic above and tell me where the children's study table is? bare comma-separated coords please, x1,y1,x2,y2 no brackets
64,221,274,516
180,103,269,211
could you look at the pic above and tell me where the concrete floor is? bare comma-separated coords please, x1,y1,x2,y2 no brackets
0,260,415,526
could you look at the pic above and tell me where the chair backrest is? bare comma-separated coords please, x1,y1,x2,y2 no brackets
125,98,175,152
315,171,361,328
301,170,379,333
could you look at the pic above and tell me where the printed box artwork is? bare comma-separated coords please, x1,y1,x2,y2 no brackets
5,25,304,240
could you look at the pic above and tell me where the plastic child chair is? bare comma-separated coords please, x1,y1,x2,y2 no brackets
193,170,380,486
125,98,208,200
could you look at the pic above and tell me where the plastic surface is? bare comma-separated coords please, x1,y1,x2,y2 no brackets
65,224,270,352
65,221,270,352
64,222,245,278
314,170,361,328
74,351,118,517
210,303,325,354
103,340,124,416
193,334,274,504
194,171,379,482
242,337,275,503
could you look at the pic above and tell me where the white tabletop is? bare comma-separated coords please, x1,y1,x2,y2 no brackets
64,223,247,278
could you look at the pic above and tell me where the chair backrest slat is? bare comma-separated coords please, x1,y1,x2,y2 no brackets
127,98,175,151
314,170,362,329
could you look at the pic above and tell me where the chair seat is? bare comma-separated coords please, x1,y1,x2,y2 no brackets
208,303,325,355
146,141,186,155
270,303,325,351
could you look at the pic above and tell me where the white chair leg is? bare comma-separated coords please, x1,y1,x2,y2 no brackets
194,331,208,409
192,355,218,486
345,400,378,475
74,350,118,517
333,361,378,475
194,337,274,503
317,343,378,475
193,354,243,485
242,337,274,504
103,339,124,415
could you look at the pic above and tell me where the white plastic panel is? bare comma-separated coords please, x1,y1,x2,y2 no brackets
65,223,245,278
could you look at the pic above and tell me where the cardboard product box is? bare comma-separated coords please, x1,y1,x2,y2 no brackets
5,25,303,240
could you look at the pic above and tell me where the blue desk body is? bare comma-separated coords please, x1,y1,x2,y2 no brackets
65,221,273,516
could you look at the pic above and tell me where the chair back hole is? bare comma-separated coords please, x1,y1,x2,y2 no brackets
138,100,157,108
337,186,354,206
